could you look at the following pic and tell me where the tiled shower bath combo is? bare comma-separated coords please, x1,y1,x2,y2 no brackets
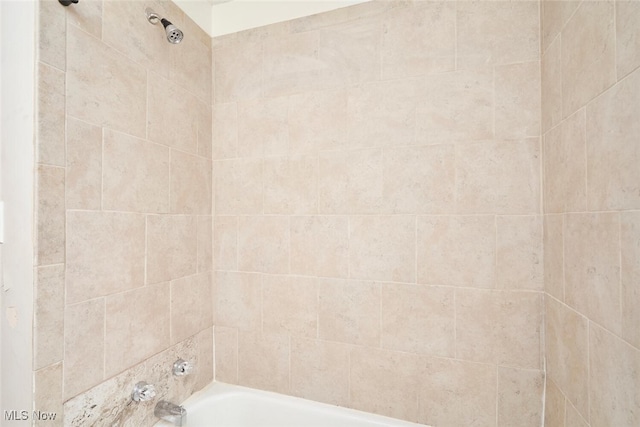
29,0,640,426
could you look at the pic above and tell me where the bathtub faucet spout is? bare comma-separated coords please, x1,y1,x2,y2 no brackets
154,400,187,426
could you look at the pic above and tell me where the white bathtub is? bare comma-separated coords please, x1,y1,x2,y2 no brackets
155,382,427,427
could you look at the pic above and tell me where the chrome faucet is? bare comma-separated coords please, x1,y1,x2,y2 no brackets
154,401,187,427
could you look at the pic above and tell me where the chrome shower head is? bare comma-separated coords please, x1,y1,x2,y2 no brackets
146,8,183,44
161,18,183,44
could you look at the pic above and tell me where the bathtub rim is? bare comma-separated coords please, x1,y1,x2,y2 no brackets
161,381,429,427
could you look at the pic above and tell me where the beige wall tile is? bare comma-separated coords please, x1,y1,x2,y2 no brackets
417,357,497,427
67,24,146,137
64,299,105,399
233,21,290,45
263,275,317,338
214,326,238,384
456,139,541,214
456,289,542,369
417,215,495,288
215,271,261,330
381,283,454,357
37,62,65,166
171,272,213,344
237,97,288,158
148,72,199,154
212,103,238,159
457,0,539,69
561,0,616,118
416,67,493,142
544,109,587,213
170,32,212,104
318,16,380,87
171,150,212,214
350,346,420,422
382,145,455,214
195,327,214,390
237,330,290,394
318,278,380,346
586,68,640,211
66,117,102,210
349,215,415,283
544,379,566,427
495,62,541,139
213,40,262,103
213,216,238,271
197,216,213,273
101,0,175,78
381,2,455,79
545,297,589,420
237,216,289,274
146,215,197,284
263,31,321,97
590,324,640,427
496,215,543,291
183,13,212,49
542,36,563,133
564,213,621,333
290,338,350,407
66,0,102,39
498,367,544,427
264,156,317,214
318,149,383,214
102,129,170,213
290,216,348,278
34,363,63,427
289,6,351,33
36,165,65,266
105,282,170,377
616,1,640,80
38,0,66,71
63,330,200,427
541,1,580,53
66,211,145,303
566,402,589,427
544,215,565,301
288,90,347,154
214,158,263,215
197,97,212,160
622,212,640,349
347,79,417,149
34,265,65,370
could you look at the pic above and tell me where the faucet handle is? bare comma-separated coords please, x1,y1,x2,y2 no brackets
132,381,156,402
172,358,193,376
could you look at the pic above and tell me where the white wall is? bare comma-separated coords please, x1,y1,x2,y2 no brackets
210,0,370,36
173,0,214,36
0,0,36,416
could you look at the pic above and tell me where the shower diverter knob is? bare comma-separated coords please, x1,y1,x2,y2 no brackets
173,358,194,376
132,381,156,402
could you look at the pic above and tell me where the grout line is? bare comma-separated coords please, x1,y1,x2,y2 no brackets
100,127,105,211
586,320,591,424
561,214,566,302
102,297,107,381
495,364,500,427
618,213,623,348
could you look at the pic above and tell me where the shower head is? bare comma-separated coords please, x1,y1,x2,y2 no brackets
161,18,183,44
146,8,183,44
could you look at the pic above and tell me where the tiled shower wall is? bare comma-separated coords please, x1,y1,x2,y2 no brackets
212,2,544,425
33,1,213,425
541,1,640,426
